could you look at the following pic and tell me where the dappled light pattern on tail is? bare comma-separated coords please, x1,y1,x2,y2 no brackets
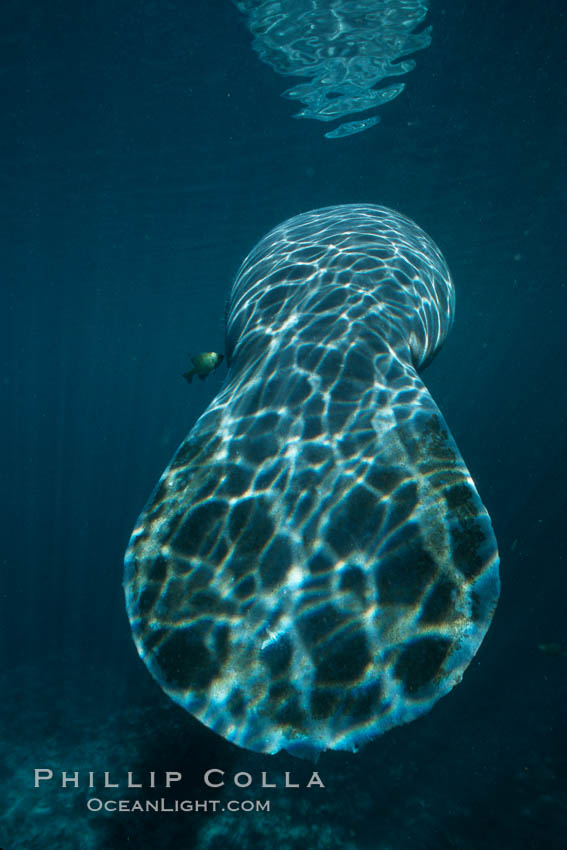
232,0,431,138
124,205,499,756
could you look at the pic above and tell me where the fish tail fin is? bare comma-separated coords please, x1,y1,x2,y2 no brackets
183,369,195,384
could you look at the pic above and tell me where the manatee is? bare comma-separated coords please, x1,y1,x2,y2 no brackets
124,204,500,757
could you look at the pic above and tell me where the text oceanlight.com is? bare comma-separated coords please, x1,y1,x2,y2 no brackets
86,798,270,813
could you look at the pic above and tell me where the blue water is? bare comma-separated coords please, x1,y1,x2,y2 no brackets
1,1,566,848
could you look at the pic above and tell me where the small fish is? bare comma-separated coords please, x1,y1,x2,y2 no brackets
183,351,224,384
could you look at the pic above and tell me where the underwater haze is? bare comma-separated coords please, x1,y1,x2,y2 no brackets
1,0,566,848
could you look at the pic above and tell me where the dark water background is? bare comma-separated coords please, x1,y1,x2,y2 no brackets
1,1,566,847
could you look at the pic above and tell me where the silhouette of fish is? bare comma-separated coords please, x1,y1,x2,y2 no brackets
183,352,224,384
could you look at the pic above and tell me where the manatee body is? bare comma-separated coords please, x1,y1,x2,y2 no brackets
124,205,499,757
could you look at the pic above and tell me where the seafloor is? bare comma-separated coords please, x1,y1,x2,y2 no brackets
2,653,565,850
